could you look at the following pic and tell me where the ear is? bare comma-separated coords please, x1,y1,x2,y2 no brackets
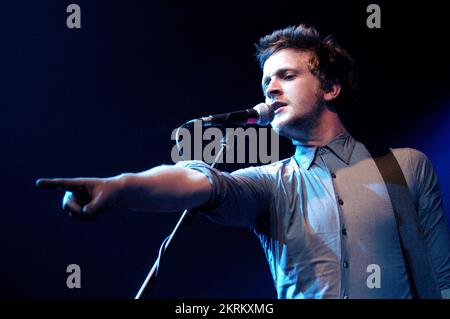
323,82,341,102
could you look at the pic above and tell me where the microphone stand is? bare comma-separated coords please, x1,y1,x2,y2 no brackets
134,129,230,299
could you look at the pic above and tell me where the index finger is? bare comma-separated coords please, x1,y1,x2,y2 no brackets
36,178,87,191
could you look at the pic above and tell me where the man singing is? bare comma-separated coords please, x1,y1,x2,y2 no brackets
37,24,450,299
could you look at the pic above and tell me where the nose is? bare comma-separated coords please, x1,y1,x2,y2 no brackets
265,78,282,100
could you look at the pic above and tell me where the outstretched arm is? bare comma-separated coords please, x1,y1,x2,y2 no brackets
36,165,212,217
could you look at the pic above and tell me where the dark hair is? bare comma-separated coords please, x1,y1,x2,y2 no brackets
255,24,357,114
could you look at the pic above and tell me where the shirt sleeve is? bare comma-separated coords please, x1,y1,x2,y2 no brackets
408,148,450,290
175,160,274,229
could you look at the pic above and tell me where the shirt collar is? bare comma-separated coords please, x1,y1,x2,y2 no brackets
293,131,356,170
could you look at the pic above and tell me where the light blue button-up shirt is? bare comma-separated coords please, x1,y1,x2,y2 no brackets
177,132,450,298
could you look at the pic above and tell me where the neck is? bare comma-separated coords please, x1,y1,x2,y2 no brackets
292,110,347,147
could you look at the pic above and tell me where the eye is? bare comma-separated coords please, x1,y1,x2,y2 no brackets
284,74,296,80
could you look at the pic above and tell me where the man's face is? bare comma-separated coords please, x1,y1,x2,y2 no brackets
262,48,326,140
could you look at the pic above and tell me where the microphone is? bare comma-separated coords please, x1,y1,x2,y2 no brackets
186,103,274,127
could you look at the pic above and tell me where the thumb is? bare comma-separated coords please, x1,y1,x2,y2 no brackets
82,191,107,215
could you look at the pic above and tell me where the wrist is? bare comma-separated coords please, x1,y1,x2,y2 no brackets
107,173,133,203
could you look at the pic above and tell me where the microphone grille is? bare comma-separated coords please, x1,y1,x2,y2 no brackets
253,103,275,126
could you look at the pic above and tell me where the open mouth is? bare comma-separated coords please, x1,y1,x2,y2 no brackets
271,102,288,114
274,106,287,114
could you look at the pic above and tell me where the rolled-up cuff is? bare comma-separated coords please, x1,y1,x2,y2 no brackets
175,160,226,212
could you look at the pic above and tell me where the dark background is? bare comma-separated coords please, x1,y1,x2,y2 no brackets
1,0,449,298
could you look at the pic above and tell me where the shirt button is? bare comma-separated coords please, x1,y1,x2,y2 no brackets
331,172,336,179
338,198,344,205
343,261,349,268
342,228,347,235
